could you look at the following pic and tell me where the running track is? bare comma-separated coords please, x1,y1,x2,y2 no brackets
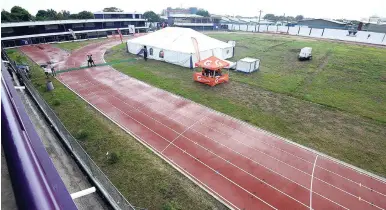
21,40,386,210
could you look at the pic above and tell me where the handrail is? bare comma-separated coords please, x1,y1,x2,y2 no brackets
1,61,77,210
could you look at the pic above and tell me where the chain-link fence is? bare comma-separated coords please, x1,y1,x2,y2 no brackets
3,50,138,210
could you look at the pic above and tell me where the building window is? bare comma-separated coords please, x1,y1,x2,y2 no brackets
1,27,14,34
72,23,83,28
119,14,126,18
105,22,114,27
85,23,95,28
135,14,140,19
45,25,59,30
149,48,153,56
104,14,112,18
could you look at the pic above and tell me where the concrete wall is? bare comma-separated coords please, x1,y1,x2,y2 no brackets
224,23,386,45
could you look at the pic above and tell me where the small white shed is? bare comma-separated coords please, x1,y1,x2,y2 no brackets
236,57,260,73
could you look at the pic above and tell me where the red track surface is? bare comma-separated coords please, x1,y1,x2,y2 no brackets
21,40,386,210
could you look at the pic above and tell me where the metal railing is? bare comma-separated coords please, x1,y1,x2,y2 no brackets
3,50,137,210
1,62,77,210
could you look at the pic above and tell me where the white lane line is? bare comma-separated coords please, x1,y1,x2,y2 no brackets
57,80,239,210
70,77,386,203
89,92,277,210
310,155,318,210
88,89,306,208
63,67,374,210
206,114,386,186
178,135,309,207
161,115,206,153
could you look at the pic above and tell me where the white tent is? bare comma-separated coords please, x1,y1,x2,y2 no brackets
126,27,234,68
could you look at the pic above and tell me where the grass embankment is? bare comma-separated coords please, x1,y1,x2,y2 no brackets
105,33,386,177
53,38,106,51
7,47,227,210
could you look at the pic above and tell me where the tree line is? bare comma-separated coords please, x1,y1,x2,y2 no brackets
263,14,304,22
1,6,94,22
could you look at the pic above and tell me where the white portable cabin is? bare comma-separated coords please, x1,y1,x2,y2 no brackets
236,57,260,73
299,47,312,60
126,27,234,68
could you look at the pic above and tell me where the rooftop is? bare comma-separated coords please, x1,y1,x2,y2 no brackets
94,11,142,14
169,14,205,18
298,18,347,25
1,18,146,28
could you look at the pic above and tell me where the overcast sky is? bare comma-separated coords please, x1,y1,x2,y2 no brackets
2,0,386,20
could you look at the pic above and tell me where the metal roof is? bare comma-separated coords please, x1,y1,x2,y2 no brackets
1,18,146,28
94,11,142,14
1,26,146,40
169,14,204,18
298,18,347,25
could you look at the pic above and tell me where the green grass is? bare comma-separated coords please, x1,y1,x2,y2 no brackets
7,49,227,210
105,34,386,176
53,38,106,51
209,33,386,122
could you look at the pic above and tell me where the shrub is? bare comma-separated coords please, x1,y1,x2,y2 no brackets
75,129,88,140
108,151,120,164
52,99,61,106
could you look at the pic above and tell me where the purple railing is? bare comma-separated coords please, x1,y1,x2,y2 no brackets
1,62,77,210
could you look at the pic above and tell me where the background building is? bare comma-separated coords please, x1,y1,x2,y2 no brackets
297,19,348,29
1,11,147,47
167,14,221,31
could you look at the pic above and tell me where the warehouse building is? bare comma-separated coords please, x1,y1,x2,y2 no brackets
297,19,348,29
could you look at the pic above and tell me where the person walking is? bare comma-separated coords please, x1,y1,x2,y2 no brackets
87,54,96,67
87,54,91,67
51,66,56,77
143,46,148,61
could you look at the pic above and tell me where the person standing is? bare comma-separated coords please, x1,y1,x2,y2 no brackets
51,65,56,77
44,65,51,78
87,55,91,67
143,46,148,61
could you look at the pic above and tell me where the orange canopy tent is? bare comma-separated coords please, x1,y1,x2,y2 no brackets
193,56,230,86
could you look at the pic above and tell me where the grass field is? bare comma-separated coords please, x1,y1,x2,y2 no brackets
7,48,227,210
105,33,386,176
53,38,106,51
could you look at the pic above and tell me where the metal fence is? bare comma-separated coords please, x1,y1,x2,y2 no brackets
4,50,137,210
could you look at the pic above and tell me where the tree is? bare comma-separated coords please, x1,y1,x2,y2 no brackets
36,10,48,20
295,15,304,21
143,11,160,22
1,10,13,22
196,9,210,17
69,14,78,19
10,6,33,21
264,13,276,21
103,7,123,12
60,10,71,19
36,9,58,20
77,11,94,19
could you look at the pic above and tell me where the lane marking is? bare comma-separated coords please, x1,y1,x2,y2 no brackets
178,134,309,207
89,91,277,209
57,80,239,210
70,77,386,206
310,155,318,210
161,115,206,153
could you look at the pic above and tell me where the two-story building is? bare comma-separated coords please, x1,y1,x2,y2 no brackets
167,14,221,31
1,11,147,47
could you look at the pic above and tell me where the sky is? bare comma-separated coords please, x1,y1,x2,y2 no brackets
2,0,386,20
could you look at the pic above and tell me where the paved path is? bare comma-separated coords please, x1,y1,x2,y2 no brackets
21,40,386,210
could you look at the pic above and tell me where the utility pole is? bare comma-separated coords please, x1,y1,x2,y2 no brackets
258,10,263,24
257,10,263,32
